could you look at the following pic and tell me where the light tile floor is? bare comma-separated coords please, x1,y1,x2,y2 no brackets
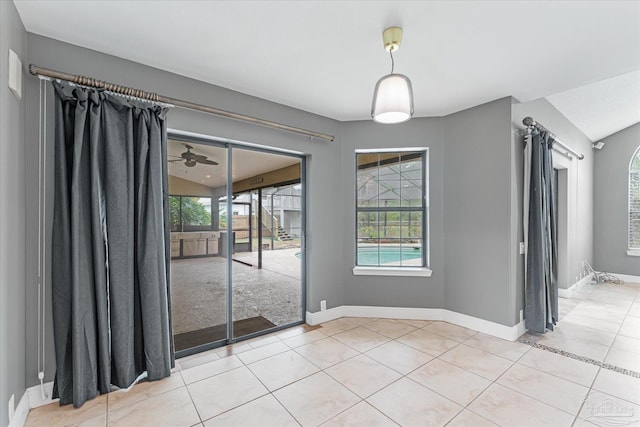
26,304,640,427
524,280,640,374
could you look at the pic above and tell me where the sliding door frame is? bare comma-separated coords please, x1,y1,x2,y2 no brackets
168,129,307,357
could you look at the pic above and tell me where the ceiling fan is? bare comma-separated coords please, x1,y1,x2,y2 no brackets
168,144,218,167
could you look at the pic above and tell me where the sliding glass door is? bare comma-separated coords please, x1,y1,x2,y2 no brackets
230,149,304,339
168,136,305,356
168,140,229,354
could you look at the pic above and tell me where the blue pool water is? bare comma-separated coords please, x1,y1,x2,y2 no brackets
296,247,422,265
357,246,422,265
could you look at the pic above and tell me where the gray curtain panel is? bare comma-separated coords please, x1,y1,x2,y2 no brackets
51,80,173,407
525,130,558,333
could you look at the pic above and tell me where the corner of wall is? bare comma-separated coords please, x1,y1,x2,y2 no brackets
442,96,518,327
0,1,29,425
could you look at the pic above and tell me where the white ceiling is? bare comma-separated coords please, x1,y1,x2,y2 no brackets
14,1,640,141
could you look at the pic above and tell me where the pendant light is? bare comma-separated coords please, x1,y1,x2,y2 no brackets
371,27,414,124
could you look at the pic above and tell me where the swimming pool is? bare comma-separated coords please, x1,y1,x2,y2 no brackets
357,246,422,266
295,246,423,265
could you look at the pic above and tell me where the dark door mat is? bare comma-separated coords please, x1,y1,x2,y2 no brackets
174,316,276,351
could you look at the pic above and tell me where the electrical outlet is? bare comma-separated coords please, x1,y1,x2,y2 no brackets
519,310,524,322
519,242,525,255
320,300,327,311
8,393,15,423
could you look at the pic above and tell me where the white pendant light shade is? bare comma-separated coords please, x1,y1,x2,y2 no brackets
371,73,414,124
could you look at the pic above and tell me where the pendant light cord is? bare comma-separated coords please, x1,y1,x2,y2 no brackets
390,51,395,74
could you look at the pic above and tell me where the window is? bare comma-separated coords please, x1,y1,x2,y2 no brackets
354,149,429,275
169,195,213,232
629,147,640,254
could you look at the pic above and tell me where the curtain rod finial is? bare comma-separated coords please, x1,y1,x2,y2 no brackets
523,117,535,127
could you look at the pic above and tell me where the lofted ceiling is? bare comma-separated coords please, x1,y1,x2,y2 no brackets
14,1,640,141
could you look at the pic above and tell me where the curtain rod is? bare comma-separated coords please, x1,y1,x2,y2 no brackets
522,116,584,160
29,64,335,142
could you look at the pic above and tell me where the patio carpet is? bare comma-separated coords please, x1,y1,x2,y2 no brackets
174,316,276,351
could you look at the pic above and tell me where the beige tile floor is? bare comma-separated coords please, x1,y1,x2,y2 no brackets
26,305,640,427
524,280,640,374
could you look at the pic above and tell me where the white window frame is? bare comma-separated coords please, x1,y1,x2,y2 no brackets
353,147,431,277
628,146,640,256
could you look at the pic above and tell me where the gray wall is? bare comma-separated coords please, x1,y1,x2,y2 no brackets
594,123,640,276
0,1,27,424
25,34,343,387
444,98,517,326
340,118,446,309
339,97,523,328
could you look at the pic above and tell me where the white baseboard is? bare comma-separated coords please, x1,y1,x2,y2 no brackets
558,273,593,299
612,273,640,284
514,318,528,338
342,305,444,321
305,306,345,325
7,382,58,427
8,391,29,427
27,381,57,409
442,310,526,341
307,305,526,341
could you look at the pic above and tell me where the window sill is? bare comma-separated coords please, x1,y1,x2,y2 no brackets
627,249,640,257
352,266,433,277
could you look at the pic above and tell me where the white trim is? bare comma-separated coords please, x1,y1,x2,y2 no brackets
514,318,528,339
558,273,593,299
8,382,58,427
307,305,526,341
27,381,56,409
627,249,640,257
611,273,640,284
442,310,526,341
355,147,428,153
352,267,432,277
305,306,345,325
342,305,443,321
8,391,30,427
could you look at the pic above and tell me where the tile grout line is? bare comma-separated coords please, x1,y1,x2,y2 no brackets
179,373,207,426
241,340,357,427
301,321,458,426
268,390,305,426
493,367,587,421
571,350,608,427
452,347,519,426
496,341,600,426
257,323,371,426
425,333,600,425
598,289,636,370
